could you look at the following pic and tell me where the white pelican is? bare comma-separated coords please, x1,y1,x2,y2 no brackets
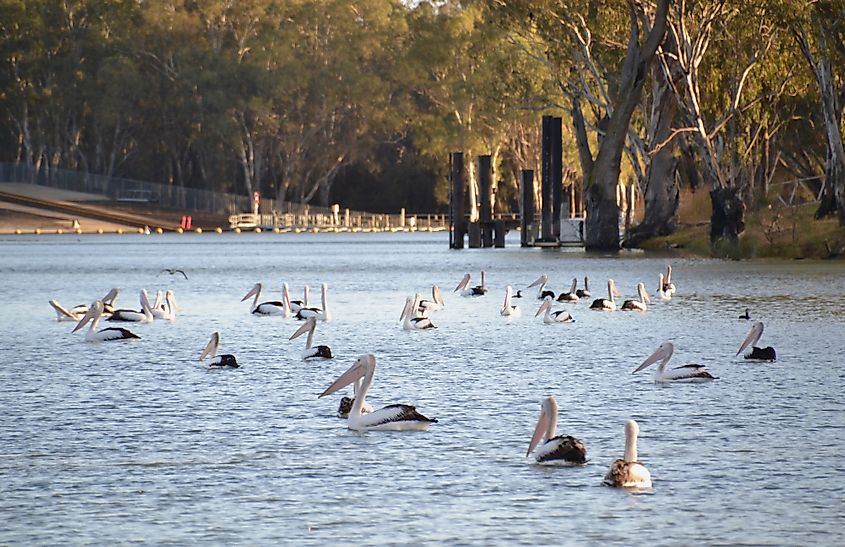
589,279,620,311
72,300,140,342
400,296,436,330
657,273,672,301
736,321,776,361
576,276,591,299
107,290,154,323
418,285,445,313
242,282,286,315
535,296,574,323
336,377,374,418
280,283,293,318
199,332,239,368
319,353,437,431
603,420,652,489
528,273,555,300
633,341,717,382
621,283,651,312
296,283,331,321
151,289,177,320
454,273,487,296
557,278,579,303
663,265,676,295
49,287,120,322
526,396,587,465
500,285,520,317
289,316,333,359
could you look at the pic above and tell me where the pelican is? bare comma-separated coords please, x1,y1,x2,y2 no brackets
107,290,154,322
296,283,331,321
535,296,574,323
454,273,487,296
663,265,676,295
418,285,445,313
633,341,717,382
50,287,119,322
528,273,555,300
151,289,177,320
557,278,579,303
336,377,374,418
280,283,293,318
319,353,437,431
500,285,520,317
526,396,587,465
589,279,620,311
400,296,436,330
603,420,652,489
289,316,333,359
739,308,751,320
657,273,672,301
736,321,776,361
242,282,286,315
72,300,140,342
576,276,591,299
621,283,651,312
199,332,239,368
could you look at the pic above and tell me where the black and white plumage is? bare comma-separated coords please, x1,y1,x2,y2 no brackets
621,283,651,312
603,420,652,489
736,321,776,361
528,273,555,300
295,282,331,321
401,296,436,330
336,377,374,418
289,316,333,360
72,300,140,342
575,276,591,299
242,282,286,315
151,289,177,320
418,285,445,313
319,353,437,432
454,273,487,296
590,279,620,311
526,396,587,465
657,273,672,301
107,289,154,323
535,296,574,323
51,288,120,322
633,341,717,382
199,332,239,368
557,278,580,303
662,265,676,296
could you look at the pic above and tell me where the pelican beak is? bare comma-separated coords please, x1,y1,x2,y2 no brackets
102,287,120,305
433,285,444,306
454,274,470,292
737,321,764,356
611,280,621,297
527,274,546,288
399,298,411,321
241,283,259,302
319,360,365,398
634,345,667,373
527,407,549,456
200,332,219,360
534,298,550,317
290,318,315,340
72,302,98,333
643,290,651,304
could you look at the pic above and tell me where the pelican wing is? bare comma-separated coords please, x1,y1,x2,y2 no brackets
363,404,437,427
535,435,587,464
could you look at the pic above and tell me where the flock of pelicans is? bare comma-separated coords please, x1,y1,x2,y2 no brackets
49,265,777,490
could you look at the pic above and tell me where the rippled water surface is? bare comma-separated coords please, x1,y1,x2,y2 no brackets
1,232,844,545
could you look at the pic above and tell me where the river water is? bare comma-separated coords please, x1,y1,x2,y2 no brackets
1,232,843,545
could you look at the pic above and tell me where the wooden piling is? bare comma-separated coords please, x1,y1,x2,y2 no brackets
450,152,466,249
541,116,553,241
478,155,493,247
520,169,535,247
551,116,563,238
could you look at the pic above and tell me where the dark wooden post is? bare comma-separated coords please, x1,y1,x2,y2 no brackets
520,169,535,247
494,220,506,247
450,152,465,249
478,155,493,247
541,115,553,241
551,116,563,238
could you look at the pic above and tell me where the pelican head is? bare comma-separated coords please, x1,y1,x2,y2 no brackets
432,285,444,306
102,287,120,306
454,273,471,292
634,341,674,373
534,295,554,317
200,332,220,360
72,300,103,333
737,321,764,356
527,396,558,456
290,316,317,340
528,273,548,289
637,283,651,304
608,278,621,297
241,282,262,302
624,419,640,462
319,353,376,398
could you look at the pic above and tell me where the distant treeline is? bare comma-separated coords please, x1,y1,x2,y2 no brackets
1,1,843,232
